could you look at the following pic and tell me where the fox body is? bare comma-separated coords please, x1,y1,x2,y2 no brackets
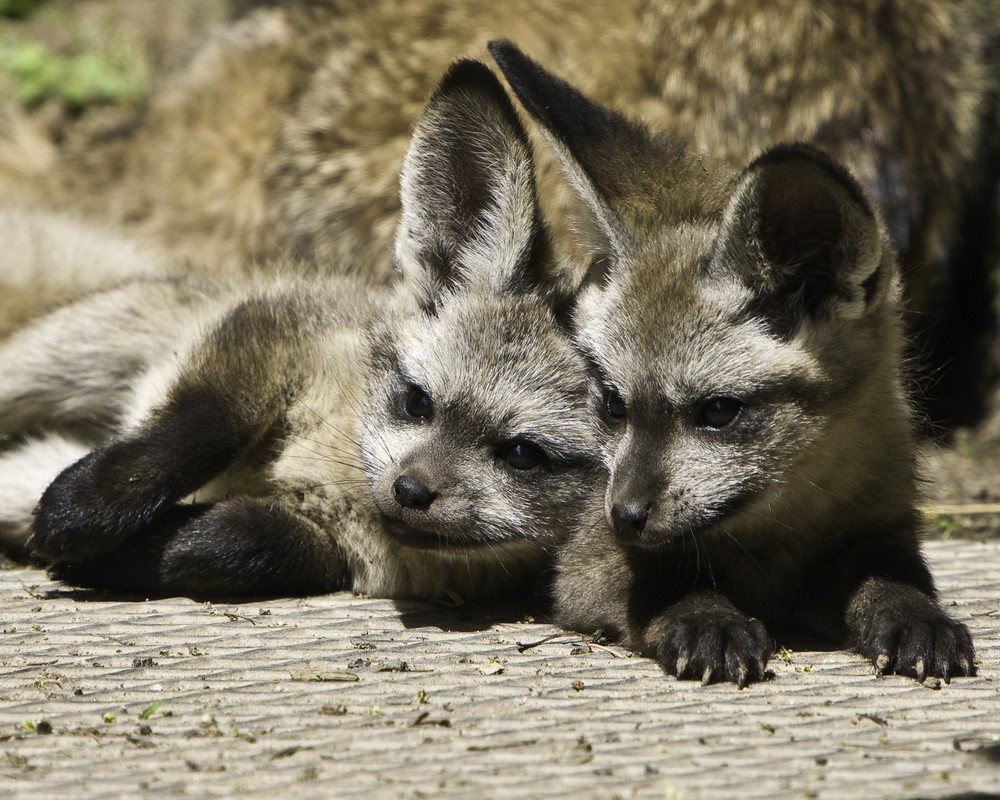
0,61,602,601
10,0,990,324
491,42,976,685
0,206,167,338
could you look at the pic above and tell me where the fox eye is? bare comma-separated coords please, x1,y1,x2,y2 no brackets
604,387,627,420
403,385,433,420
500,440,547,471
696,396,743,429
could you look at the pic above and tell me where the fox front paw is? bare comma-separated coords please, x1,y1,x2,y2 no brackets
855,612,976,683
50,500,348,600
29,447,152,564
655,609,774,688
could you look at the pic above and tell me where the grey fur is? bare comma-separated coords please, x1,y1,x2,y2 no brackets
0,60,602,603
492,42,976,686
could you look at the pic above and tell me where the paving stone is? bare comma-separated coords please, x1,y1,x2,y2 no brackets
1,539,998,799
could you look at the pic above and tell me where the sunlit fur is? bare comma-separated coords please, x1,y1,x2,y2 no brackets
0,206,167,338
0,61,602,602
493,42,975,685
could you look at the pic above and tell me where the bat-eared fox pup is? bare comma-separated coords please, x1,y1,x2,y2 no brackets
0,60,602,603
490,41,975,687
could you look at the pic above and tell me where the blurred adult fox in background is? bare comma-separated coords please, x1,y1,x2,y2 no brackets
2,2,992,334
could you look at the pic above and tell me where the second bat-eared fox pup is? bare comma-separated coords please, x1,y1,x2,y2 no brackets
0,61,603,603
490,41,976,687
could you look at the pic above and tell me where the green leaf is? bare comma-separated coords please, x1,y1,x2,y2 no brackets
0,0,45,19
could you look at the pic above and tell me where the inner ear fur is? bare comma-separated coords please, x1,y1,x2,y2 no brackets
489,42,666,259
489,39,729,282
395,57,546,310
712,143,887,327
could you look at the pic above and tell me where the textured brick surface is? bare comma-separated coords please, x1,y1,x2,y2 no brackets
1,539,998,799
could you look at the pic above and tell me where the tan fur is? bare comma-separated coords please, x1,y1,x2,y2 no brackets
9,0,990,319
0,206,168,337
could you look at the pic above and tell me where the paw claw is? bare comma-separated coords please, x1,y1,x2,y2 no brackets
675,654,689,677
656,604,772,687
875,653,890,675
735,663,750,690
858,606,975,683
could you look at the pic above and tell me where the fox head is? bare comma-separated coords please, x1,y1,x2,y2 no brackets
490,41,916,552
360,59,603,560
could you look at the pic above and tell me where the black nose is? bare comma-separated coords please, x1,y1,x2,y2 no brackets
610,502,649,539
392,475,438,510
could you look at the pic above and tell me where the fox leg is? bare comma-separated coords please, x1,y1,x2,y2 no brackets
52,498,350,599
30,294,318,565
802,530,977,682
0,279,212,440
846,575,975,682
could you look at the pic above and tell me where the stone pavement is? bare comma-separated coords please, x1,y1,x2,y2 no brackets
1,539,998,800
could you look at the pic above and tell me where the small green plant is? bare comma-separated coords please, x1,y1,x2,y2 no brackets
0,0,44,18
778,646,813,673
0,36,147,110
934,514,955,540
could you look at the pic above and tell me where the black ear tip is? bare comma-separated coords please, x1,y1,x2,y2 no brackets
487,39,584,129
750,142,843,179
488,39,546,91
487,39,520,67
430,57,519,124
488,39,544,90
437,57,500,94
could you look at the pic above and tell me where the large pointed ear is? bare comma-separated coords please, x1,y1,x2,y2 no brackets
395,58,545,309
710,143,891,335
489,40,702,269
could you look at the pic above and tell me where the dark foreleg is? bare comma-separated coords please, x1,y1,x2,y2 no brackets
30,295,319,565
846,575,975,682
52,498,350,599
